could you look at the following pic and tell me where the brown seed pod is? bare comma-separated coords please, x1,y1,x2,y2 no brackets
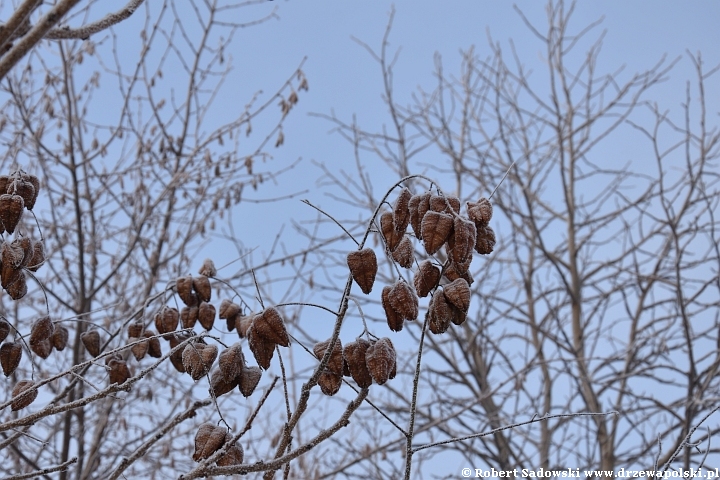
467,198,493,224
29,316,54,347
428,293,452,335
6,271,28,300
365,338,397,386
51,324,68,351
216,444,244,466
193,275,212,303
210,369,239,397
391,236,414,268
168,333,189,373
21,174,40,210
443,278,471,314
409,192,431,239
81,330,101,357
429,194,460,213
128,322,144,338
0,176,9,199
475,224,496,255
219,299,241,324
347,248,378,295
8,179,35,211
198,302,216,331
235,314,255,339
1,241,24,288
0,194,24,234
182,342,218,381
254,307,290,347
343,339,373,388
15,237,33,268
130,338,149,361
381,285,404,332
11,380,38,411
176,275,197,306
0,319,9,343
393,188,412,233
380,211,402,252
198,258,217,277
219,343,245,382
31,338,52,359
144,331,162,358
421,211,453,255
27,240,45,272
108,359,131,385
192,424,227,462
247,324,275,370
155,306,180,335
389,280,419,321
414,261,441,298
238,365,262,397
181,305,199,329
313,338,344,376
448,217,476,266
318,371,342,396
1,342,22,376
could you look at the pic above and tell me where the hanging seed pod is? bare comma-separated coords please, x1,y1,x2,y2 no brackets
448,217,476,266
6,272,27,300
31,338,52,359
108,359,131,385
381,286,404,332
0,194,24,234
176,275,197,306
168,333,189,373
393,188,412,233
1,241,24,288
343,339,373,388
429,194,460,213
391,236,414,268
409,192,431,239
379,212,402,252
198,258,217,277
9,179,35,211
318,371,342,396
389,280,419,321
248,324,275,370
0,176,9,199
128,322,144,338
155,306,179,335
238,365,262,397
216,444,244,467
144,331,162,358
414,261,441,298
1,342,22,376
29,316,54,347
210,369,239,397
182,342,218,381
475,224,496,255
81,330,101,357
428,293,452,334
27,240,45,272
467,198,493,224
365,338,397,386
192,424,227,462
347,248,378,295
235,314,255,339
130,338,149,361
421,211,453,255
443,278,471,314
198,302,216,331
254,307,290,347
313,338,344,376
16,237,32,268
181,305,199,329
0,319,9,343
219,299,241,331
11,380,38,411
105,353,122,366
20,174,40,210
51,325,69,351
193,276,211,303
219,343,245,382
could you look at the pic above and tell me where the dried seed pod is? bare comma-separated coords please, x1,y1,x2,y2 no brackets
130,338,149,361
155,306,179,335
475,224,496,255
27,240,45,272
15,237,32,267
181,306,199,329
81,330,101,357
414,261,441,297
467,198,493,224
29,316,54,347
193,275,212,303
409,192,431,239
21,174,40,210
176,275,197,306
393,188,412,233
238,365,262,397
198,302,216,331
104,353,122,366
428,293,452,334
444,259,474,285
216,444,244,466
192,424,227,462
343,339,373,388
391,236,414,268
168,333,189,373
182,342,218,381
219,343,245,382
389,280,419,321
6,272,27,300
9,179,35,211
0,176,9,199
318,371,342,396
235,314,254,339
379,211,402,252
49,324,67,351
429,194,460,213
421,211,453,255
144,331,162,358
347,248,378,295
11,380,37,411
247,325,275,370
127,322,144,338
443,278,471,314
1,241,24,288
31,338,52,359
0,319,9,343
448,217,476,266
219,299,241,323
313,338,344,376
381,285,404,332
365,338,397,386
210,369,239,397
0,194,24,234
254,307,289,347
1,342,22,376
198,258,217,277
108,359,131,385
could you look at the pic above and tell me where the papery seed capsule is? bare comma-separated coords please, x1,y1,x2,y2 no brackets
347,248,378,294
11,380,38,410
